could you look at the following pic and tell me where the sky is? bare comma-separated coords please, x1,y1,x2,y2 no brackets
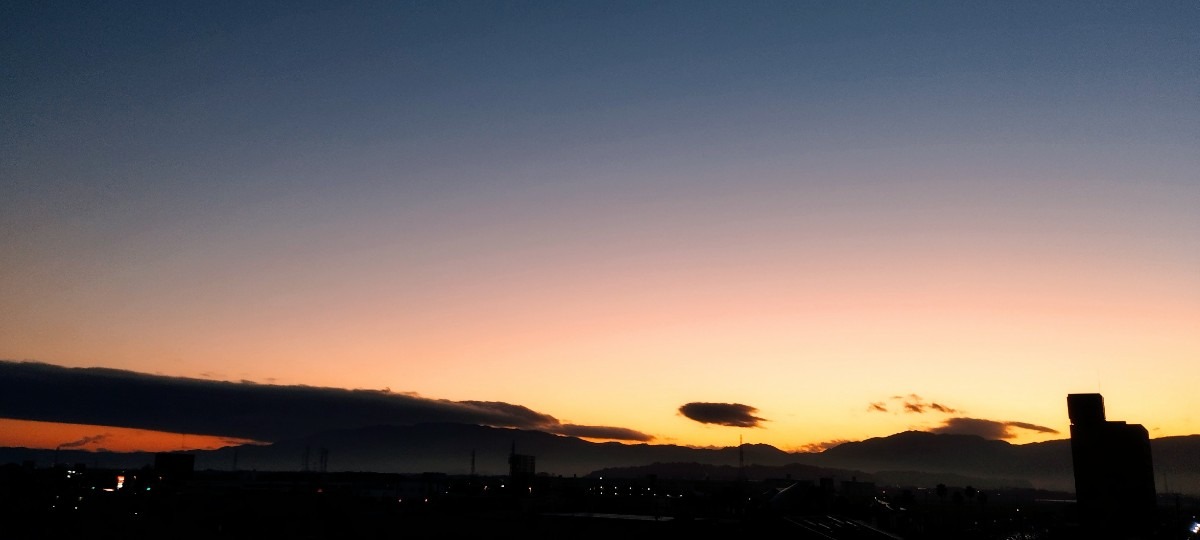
2,1,1198,453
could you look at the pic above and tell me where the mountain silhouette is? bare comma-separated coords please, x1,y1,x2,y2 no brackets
817,430,1071,490
198,423,797,476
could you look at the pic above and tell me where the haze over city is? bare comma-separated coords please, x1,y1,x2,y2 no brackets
2,1,1197,456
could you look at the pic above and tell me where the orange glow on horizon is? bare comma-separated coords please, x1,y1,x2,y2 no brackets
0,418,264,453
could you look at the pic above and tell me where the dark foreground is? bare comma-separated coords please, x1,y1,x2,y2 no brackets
3,464,1197,539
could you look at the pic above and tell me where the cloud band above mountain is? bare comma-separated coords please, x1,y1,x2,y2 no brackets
930,417,1059,439
0,361,653,442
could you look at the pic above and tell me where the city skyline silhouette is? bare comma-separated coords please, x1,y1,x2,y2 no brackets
3,387,1197,539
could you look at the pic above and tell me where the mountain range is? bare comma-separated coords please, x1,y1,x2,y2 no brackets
4,423,1197,495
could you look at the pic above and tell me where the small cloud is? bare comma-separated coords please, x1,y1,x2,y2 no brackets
929,417,1060,440
875,394,958,414
795,439,852,453
678,402,766,428
220,437,267,447
1004,421,1059,434
59,434,107,448
929,403,957,413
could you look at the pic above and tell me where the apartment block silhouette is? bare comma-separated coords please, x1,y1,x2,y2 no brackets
1067,393,1156,537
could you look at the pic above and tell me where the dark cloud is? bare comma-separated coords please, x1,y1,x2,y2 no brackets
557,424,654,442
678,402,766,428
457,401,654,441
59,434,107,448
458,401,560,427
929,403,957,413
1004,421,1059,434
796,439,852,453
873,394,957,414
929,417,1060,440
0,361,652,443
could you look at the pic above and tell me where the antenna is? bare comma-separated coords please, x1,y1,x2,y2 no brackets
738,434,746,481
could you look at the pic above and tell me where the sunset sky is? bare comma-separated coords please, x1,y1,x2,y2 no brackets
2,1,1197,453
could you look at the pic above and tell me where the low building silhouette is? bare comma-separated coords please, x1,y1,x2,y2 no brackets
1067,393,1156,537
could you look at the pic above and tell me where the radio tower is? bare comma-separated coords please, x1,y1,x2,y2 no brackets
738,434,746,481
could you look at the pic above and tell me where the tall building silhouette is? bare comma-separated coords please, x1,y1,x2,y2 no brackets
508,442,536,493
1067,393,1156,537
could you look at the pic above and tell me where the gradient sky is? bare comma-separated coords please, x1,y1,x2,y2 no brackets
2,1,1198,452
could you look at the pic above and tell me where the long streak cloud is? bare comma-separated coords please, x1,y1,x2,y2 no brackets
0,361,653,442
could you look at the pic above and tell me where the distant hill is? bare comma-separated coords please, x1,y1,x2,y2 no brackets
815,430,1073,491
196,423,799,476
0,447,154,471
811,431,1200,494
3,425,1197,495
